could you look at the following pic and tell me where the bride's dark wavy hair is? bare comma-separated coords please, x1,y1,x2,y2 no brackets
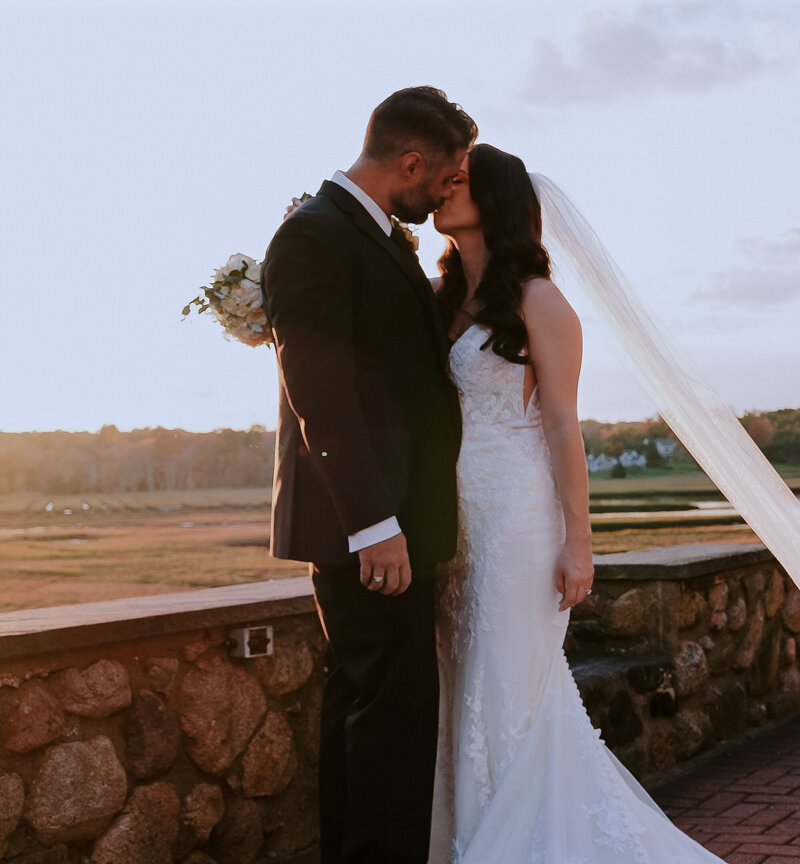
438,143,550,364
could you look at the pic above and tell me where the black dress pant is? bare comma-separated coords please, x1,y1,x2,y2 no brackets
311,559,439,864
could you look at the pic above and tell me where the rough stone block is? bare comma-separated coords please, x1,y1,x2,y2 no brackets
648,718,676,773
0,772,25,859
3,684,65,754
125,689,182,780
726,595,747,631
672,640,709,697
254,639,314,697
782,586,800,632
183,783,225,842
602,588,650,637
709,609,727,631
704,680,747,739
748,618,781,697
708,581,728,613
24,736,127,845
743,570,766,604
180,654,266,775
764,571,785,618
673,709,715,760
699,632,735,677
92,782,180,864
735,602,765,669
670,590,707,631
210,800,263,864
782,637,797,667
145,657,180,696
52,659,131,718
773,666,800,718
241,711,298,797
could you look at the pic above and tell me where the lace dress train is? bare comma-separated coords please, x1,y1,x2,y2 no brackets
430,324,726,864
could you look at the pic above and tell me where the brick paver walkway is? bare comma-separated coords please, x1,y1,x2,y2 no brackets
652,714,800,863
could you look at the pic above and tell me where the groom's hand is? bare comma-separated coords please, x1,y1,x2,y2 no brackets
359,533,412,596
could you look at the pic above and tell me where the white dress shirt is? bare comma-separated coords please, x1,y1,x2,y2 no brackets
330,170,402,553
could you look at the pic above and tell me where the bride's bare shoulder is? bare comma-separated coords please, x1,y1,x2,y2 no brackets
429,275,443,293
520,277,579,325
521,276,561,299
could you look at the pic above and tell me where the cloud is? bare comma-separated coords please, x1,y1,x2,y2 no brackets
520,2,796,106
694,229,800,307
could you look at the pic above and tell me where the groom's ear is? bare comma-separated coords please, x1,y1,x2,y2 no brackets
398,151,425,182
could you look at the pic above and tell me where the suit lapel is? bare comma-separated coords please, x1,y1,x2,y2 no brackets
318,181,450,368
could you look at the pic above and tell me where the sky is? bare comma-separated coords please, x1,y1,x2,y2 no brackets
1,0,798,433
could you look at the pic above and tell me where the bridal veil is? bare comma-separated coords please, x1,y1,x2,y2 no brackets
530,172,800,585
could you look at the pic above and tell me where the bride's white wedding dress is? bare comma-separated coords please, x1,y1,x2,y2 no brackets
430,322,726,864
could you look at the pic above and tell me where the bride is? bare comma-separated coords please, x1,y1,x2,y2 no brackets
427,143,728,863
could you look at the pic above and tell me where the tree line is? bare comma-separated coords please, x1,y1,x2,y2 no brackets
0,426,275,495
0,408,797,495
581,408,800,470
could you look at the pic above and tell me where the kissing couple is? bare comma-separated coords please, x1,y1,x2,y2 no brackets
260,86,743,864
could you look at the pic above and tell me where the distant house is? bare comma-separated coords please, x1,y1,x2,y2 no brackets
586,453,618,473
654,438,677,459
620,449,647,468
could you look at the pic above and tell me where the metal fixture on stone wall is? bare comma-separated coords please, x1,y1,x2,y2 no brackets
227,625,274,658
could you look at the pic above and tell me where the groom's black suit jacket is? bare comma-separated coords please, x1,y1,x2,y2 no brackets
261,181,462,565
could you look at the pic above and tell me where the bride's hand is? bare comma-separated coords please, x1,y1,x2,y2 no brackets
555,543,594,611
283,197,305,221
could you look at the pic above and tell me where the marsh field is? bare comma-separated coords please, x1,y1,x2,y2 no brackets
1,473,798,613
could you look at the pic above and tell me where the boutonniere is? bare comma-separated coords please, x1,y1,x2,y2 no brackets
391,216,420,255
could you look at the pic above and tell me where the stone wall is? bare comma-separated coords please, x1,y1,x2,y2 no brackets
0,545,798,863
566,544,800,782
0,580,323,864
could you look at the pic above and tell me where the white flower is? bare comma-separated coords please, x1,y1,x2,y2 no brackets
220,295,246,315
246,307,267,327
222,253,258,276
236,278,262,307
244,260,262,282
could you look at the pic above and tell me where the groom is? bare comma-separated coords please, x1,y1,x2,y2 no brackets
261,87,477,864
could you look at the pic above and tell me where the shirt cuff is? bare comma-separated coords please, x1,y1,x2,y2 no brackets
348,516,401,553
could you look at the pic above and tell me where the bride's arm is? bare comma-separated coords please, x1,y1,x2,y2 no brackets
521,277,594,610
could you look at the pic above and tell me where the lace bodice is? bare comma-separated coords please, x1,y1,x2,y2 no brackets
448,324,541,436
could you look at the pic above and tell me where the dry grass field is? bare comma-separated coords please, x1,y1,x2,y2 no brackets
2,472,797,612
0,489,305,612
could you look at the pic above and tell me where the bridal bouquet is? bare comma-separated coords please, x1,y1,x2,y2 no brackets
183,253,270,347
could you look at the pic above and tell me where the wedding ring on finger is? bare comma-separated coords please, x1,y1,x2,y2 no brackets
372,575,385,585
585,588,593,596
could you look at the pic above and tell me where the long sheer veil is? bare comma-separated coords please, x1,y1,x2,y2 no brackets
530,173,800,586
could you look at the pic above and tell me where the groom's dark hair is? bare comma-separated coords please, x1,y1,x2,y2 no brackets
363,86,478,165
